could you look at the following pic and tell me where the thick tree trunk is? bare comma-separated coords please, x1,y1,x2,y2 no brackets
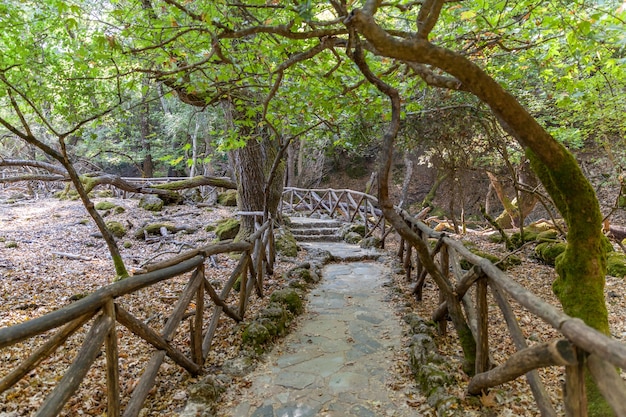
347,8,612,412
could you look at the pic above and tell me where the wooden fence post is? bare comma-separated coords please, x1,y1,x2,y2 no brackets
192,266,205,366
104,300,121,417
475,276,489,375
438,245,449,336
564,347,587,417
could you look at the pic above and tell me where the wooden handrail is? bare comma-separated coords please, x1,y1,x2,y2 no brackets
0,218,275,416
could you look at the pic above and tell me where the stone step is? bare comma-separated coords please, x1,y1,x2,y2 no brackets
287,217,343,229
291,227,339,236
294,234,343,242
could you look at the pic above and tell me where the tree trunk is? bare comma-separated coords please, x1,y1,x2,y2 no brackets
347,9,611,412
140,80,154,178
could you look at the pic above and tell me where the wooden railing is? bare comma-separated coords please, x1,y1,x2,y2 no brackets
397,210,626,416
281,187,391,245
0,219,275,417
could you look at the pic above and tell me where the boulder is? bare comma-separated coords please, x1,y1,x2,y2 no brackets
138,195,164,211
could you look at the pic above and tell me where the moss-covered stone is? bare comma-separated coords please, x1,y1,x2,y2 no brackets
606,252,626,277
360,236,381,249
259,303,291,337
188,376,225,404
343,231,362,244
508,230,539,249
134,223,177,239
205,224,216,232
106,221,127,238
618,195,626,208
217,189,238,206
138,195,164,211
5,241,18,248
241,322,271,353
535,242,567,266
487,233,505,244
460,250,520,271
536,229,559,242
215,218,240,241
95,201,116,210
269,288,303,315
113,205,126,215
275,229,298,257
123,241,132,249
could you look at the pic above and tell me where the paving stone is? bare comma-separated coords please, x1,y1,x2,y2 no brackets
217,249,417,417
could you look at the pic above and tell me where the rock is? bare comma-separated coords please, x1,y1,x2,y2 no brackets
138,195,164,211
134,223,177,239
105,221,126,238
360,236,381,249
187,377,224,403
343,231,362,244
607,252,626,277
536,229,559,242
535,241,567,266
215,218,240,241
222,355,256,377
95,201,116,210
275,229,299,257
241,322,271,353
269,288,303,315
217,189,238,206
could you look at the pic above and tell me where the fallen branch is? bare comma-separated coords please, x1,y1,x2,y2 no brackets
51,252,94,261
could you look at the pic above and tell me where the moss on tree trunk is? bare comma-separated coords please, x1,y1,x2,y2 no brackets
529,148,612,416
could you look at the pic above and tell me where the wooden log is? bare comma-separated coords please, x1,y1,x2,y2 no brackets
202,277,241,322
192,270,204,366
115,305,201,375
468,339,577,395
122,351,166,417
162,268,204,340
0,256,204,348
475,276,489,375
238,254,250,319
35,314,112,417
202,306,223,358
0,312,93,393
586,354,626,416
564,347,587,417
432,266,482,322
490,284,557,417
104,300,121,417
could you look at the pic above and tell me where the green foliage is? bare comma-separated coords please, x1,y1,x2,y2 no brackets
606,252,626,277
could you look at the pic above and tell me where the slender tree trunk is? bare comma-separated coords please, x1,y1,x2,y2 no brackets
140,80,153,178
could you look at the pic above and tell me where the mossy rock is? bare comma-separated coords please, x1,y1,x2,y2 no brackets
487,233,505,244
215,218,240,241
339,223,366,238
508,230,539,249
618,195,626,208
535,241,567,266
106,221,127,238
275,229,298,257
188,376,225,404
241,322,271,353
269,288,303,315
138,195,164,211
287,267,319,285
606,252,626,277
536,229,559,242
95,201,116,211
217,189,238,206
113,206,126,215
205,224,216,232
96,190,114,198
343,231,362,244
258,303,291,337
360,236,381,249
134,223,177,239
123,241,132,249
5,241,18,248
460,250,520,271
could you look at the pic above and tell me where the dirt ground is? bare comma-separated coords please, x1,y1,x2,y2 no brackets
1,190,625,416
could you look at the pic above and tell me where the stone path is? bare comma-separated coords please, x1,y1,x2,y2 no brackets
219,251,414,416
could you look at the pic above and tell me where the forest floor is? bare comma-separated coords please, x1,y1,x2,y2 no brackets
0,192,625,416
